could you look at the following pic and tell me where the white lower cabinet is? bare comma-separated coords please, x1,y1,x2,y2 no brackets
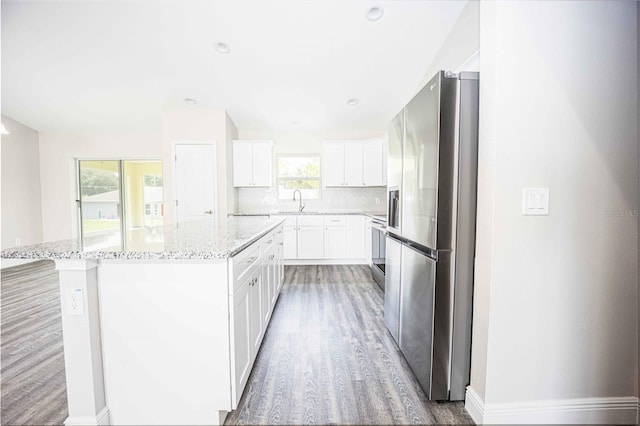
282,214,367,262
345,215,365,258
283,226,297,258
232,277,252,403
324,227,346,258
298,227,324,258
230,225,284,408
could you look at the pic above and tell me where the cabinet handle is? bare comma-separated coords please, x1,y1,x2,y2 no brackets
246,256,257,264
278,242,284,246
266,240,273,244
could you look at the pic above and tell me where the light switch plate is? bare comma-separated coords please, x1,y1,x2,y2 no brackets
522,187,550,215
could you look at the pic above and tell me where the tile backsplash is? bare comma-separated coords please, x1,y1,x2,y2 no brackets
237,187,387,213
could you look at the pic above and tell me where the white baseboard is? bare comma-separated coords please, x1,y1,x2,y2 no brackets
465,387,639,424
65,407,110,426
465,386,485,424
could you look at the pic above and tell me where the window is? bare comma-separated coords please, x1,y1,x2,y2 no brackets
277,155,321,200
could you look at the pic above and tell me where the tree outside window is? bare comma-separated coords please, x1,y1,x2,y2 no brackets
277,155,321,200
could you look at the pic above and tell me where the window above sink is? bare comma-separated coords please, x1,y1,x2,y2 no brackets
277,154,321,200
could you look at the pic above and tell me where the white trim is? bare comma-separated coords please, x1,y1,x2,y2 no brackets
466,387,639,424
284,258,367,266
64,407,110,426
464,386,485,424
55,259,99,271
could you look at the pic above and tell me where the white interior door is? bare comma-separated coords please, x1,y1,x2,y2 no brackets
175,143,217,223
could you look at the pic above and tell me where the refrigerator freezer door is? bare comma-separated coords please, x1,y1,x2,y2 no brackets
384,236,402,344
399,244,437,398
387,110,404,192
402,72,457,250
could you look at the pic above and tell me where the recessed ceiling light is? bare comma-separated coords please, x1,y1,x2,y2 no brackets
347,98,359,106
184,98,197,105
215,41,231,54
366,5,383,21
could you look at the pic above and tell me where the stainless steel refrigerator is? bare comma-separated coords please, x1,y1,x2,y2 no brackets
384,71,479,401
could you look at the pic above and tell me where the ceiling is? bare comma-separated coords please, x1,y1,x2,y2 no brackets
1,0,468,134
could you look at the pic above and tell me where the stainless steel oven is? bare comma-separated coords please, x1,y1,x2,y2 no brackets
370,217,387,291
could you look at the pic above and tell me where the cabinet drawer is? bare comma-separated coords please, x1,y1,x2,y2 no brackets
297,215,323,226
232,243,261,290
323,215,347,227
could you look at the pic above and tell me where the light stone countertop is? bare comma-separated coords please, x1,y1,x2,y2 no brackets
1,216,285,261
232,211,387,220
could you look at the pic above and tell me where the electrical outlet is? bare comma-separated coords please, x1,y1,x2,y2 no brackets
65,288,84,316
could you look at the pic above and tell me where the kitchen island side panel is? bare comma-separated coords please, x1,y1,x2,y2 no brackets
98,261,231,425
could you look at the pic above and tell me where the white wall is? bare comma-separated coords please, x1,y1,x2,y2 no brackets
226,112,239,215
1,115,43,248
235,130,386,213
417,0,479,94
469,1,638,423
38,130,162,242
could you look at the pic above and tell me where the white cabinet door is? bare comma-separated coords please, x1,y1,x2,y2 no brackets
261,257,271,328
270,249,278,307
323,142,345,187
298,227,324,259
364,218,373,265
345,215,365,259
344,142,363,186
233,142,254,187
249,272,263,359
232,279,251,404
283,226,297,259
324,227,346,259
252,142,272,187
362,138,384,186
276,243,284,292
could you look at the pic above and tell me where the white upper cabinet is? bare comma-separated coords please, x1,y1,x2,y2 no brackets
323,138,385,187
344,143,363,186
362,138,384,186
233,140,273,187
323,142,345,187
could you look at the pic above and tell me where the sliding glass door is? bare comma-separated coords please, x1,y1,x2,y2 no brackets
77,159,163,250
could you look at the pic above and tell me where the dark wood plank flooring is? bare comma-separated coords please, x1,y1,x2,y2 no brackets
0,262,473,425
1,260,68,425
224,265,473,425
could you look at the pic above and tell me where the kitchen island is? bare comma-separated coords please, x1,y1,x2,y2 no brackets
1,216,286,426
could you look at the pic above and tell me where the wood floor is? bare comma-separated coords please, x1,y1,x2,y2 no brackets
0,262,473,425
224,265,473,425
1,260,68,425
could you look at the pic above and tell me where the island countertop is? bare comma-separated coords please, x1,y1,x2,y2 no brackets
1,216,285,261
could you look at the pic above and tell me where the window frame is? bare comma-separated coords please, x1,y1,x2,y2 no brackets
276,153,322,200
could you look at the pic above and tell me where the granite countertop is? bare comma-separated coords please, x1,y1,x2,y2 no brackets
232,211,387,219
1,216,285,261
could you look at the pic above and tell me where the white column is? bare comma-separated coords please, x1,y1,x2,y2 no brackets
55,259,110,426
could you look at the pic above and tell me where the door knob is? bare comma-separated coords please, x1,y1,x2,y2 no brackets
204,210,213,214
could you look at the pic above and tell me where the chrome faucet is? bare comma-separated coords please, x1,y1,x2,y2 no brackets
293,189,305,212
